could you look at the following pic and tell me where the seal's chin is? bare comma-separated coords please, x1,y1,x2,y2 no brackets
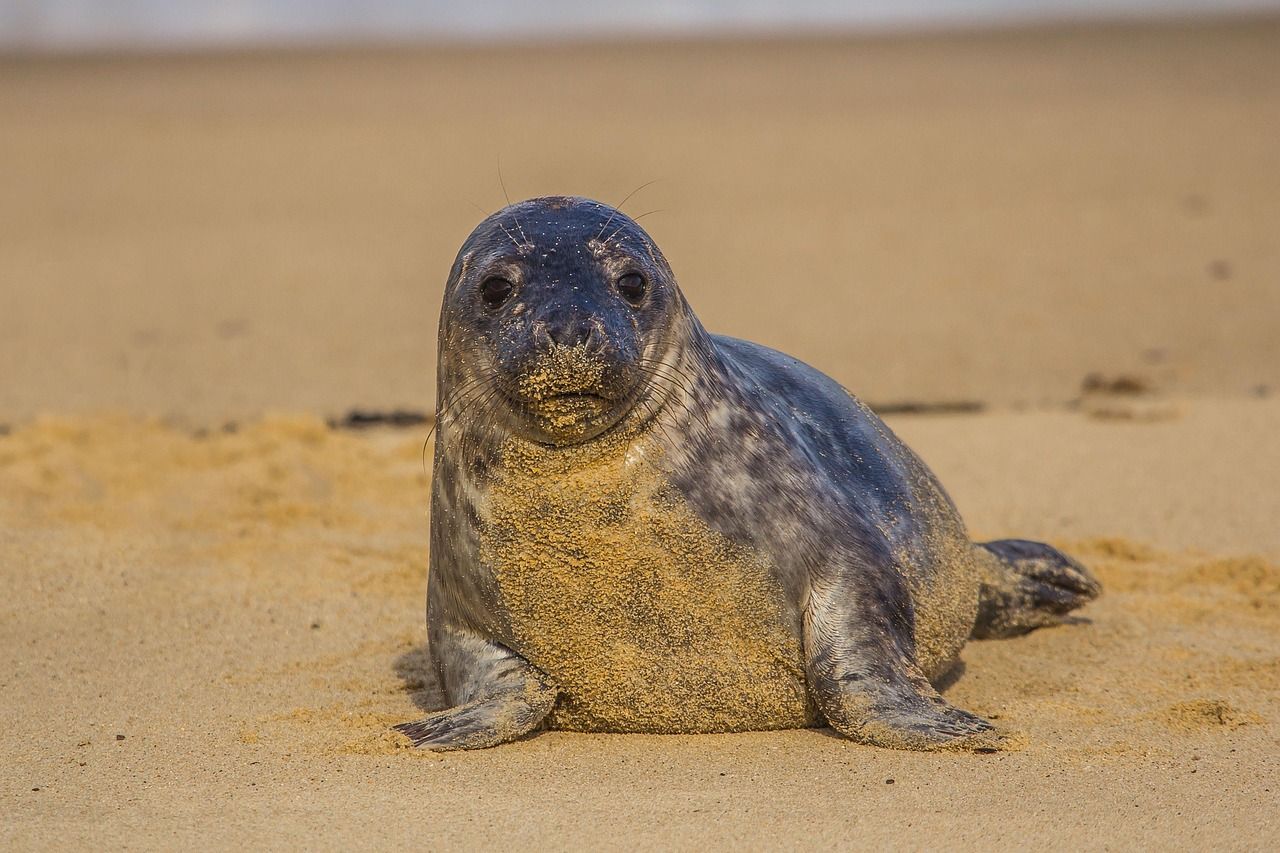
524,391,623,445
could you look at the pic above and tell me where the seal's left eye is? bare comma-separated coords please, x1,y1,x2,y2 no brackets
616,273,647,305
479,276,514,309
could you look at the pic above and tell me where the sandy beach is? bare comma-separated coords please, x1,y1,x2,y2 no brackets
3,17,1278,850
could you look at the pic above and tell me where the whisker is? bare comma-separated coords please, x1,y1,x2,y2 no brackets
423,372,498,474
463,198,491,220
595,179,659,241
452,387,506,460
421,420,438,475
615,179,660,213
603,223,628,247
498,222,523,250
435,371,502,426
446,382,503,433
605,210,664,247
639,394,680,451
497,157,512,206
636,358,715,436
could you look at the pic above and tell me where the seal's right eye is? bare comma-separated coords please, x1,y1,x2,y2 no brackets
479,276,515,309
616,273,647,306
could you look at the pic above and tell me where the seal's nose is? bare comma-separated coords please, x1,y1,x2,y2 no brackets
538,313,601,349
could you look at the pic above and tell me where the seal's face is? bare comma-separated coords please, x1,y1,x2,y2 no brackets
439,196,684,445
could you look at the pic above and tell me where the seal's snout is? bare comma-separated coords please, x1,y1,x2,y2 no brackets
533,315,605,351
517,341,610,401
510,330,639,443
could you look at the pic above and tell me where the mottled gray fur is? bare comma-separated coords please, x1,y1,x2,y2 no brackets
394,196,1100,751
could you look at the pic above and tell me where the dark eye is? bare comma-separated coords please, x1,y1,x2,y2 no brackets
479,276,514,309
616,273,647,305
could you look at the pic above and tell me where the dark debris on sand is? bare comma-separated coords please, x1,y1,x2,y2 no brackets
327,409,432,430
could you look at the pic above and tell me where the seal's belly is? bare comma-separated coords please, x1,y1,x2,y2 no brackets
484,438,814,733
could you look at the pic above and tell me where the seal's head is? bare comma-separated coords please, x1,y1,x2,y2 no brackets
439,196,687,445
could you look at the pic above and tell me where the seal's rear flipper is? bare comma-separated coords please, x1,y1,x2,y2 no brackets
971,539,1101,639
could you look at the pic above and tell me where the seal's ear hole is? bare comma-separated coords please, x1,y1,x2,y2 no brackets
616,273,647,306
480,276,515,309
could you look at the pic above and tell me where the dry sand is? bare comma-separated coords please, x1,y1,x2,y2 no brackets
2,17,1279,851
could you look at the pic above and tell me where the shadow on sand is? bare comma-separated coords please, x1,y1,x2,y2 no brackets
392,644,446,714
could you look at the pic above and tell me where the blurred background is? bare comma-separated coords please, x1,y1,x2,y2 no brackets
2,1,1278,421
3,1,1278,49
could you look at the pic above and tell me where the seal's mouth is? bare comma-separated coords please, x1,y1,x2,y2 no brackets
507,348,641,443
521,389,620,442
531,391,610,416
544,391,608,404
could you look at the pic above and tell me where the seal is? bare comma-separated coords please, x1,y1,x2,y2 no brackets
394,195,1100,751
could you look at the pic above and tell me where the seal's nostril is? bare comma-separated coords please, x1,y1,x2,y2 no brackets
548,319,597,348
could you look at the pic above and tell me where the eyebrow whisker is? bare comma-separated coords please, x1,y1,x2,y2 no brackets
595,179,660,241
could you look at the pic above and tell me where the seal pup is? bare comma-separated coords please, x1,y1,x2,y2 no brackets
395,196,1099,751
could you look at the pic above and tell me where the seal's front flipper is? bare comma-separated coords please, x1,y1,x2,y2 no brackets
825,671,1003,752
394,629,557,751
972,539,1101,639
394,682,556,751
804,563,1007,752
809,650,1005,751
394,668,557,751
